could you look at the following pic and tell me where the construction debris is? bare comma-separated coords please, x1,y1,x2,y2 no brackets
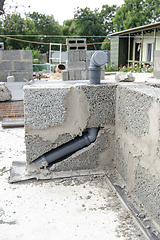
0,82,12,101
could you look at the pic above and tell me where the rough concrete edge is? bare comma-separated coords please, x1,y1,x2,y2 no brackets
105,174,159,240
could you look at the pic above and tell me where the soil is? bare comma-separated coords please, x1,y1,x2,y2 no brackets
0,124,145,240
35,72,62,80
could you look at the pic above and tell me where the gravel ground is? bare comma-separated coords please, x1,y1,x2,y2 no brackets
0,124,145,240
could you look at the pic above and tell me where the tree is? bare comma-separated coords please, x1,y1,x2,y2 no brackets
101,36,110,50
1,13,30,49
73,7,105,49
27,12,62,52
113,0,160,32
0,0,30,16
100,4,117,35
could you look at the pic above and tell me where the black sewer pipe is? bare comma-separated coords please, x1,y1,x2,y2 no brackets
29,51,107,169
29,128,99,169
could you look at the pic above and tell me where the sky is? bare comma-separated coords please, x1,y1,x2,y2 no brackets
6,0,124,25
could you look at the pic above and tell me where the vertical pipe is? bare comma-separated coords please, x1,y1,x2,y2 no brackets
89,50,108,85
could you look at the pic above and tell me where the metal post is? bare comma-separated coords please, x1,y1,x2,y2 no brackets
128,34,130,66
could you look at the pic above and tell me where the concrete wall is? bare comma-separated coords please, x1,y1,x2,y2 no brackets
23,80,160,227
24,82,116,171
115,83,160,226
154,50,160,79
0,50,33,82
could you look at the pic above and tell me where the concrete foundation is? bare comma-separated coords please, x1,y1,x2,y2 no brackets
115,83,160,226
0,50,33,82
24,82,116,171
23,77,160,227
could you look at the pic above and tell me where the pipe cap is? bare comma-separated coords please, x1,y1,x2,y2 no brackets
92,51,108,66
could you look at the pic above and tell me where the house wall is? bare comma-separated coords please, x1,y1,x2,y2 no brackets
142,33,154,62
110,36,119,70
132,31,160,63
155,31,160,50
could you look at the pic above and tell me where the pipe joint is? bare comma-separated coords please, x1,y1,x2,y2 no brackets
89,50,107,85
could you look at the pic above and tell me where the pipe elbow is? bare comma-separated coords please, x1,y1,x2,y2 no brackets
86,128,98,144
89,50,107,85
90,50,108,68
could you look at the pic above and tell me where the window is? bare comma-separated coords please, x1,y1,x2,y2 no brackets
147,43,154,62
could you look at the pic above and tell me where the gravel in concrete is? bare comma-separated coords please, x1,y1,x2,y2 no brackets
0,124,145,240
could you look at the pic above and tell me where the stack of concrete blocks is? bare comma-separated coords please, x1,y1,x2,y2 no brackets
62,39,105,81
0,50,33,82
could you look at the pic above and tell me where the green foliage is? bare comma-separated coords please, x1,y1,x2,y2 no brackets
1,1,159,53
113,0,160,31
118,63,153,73
101,37,110,50
105,62,115,72
100,4,117,35
73,7,105,50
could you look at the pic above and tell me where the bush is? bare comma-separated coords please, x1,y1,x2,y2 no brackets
118,62,153,73
105,62,115,72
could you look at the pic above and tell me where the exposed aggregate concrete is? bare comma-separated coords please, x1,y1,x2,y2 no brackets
0,125,145,240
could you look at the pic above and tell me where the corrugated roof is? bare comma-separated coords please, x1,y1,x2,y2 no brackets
109,22,160,36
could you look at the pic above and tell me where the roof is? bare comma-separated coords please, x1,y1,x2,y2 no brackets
108,22,160,37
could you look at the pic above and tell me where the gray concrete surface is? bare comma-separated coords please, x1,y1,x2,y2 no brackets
115,83,160,227
0,125,145,240
2,72,160,236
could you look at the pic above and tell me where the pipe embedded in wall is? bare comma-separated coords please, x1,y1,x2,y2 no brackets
28,128,99,170
28,51,107,169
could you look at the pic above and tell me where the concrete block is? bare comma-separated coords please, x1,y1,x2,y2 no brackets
0,71,8,82
79,51,86,61
117,85,152,138
81,84,116,128
86,50,94,61
81,70,87,80
66,51,74,62
66,38,87,51
14,62,32,71
115,84,160,225
0,61,12,71
12,72,33,82
74,51,79,61
3,50,19,60
66,61,86,71
75,70,81,80
68,70,75,80
23,50,32,60
62,70,68,81
0,82,12,101
24,82,116,169
7,76,15,82
86,60,90,70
